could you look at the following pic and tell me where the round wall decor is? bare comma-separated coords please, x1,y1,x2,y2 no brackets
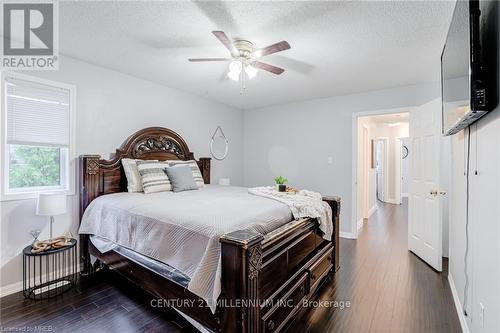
402,145,409,159
210,126,229,161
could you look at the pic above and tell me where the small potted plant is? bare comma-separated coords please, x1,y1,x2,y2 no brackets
274,176,288,192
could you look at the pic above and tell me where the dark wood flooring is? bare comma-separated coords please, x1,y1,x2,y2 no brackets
0,200,461,333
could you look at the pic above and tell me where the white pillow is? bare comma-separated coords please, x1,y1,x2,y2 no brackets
167,160,206,188
121,158,148,192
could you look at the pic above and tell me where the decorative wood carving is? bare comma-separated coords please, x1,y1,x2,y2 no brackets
220,230,264,333
86,159,100,175
79,127,210,210
248,245,262,280
134,135,184,156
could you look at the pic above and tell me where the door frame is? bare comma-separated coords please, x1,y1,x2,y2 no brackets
374,137,389,203
350,107,415,239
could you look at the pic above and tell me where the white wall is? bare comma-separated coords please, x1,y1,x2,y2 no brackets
243,82,440,235
448,109,500,332
446,3,500,330
0,56,244,294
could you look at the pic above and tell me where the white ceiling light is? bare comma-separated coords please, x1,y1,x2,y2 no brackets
228,60,242,81
245,65,257,79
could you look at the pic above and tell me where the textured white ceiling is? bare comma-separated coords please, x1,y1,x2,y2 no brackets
57,1,455,109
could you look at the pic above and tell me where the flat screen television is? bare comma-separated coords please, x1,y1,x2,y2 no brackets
441,0,498,135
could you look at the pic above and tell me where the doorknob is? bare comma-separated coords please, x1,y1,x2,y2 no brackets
430,189,446,196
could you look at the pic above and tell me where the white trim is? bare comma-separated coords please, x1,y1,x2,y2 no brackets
375,137,389,203
368,205,377,218
385,198,399,205
357,218,364,231
395,138,403,205
340,231,356,239
402,193,409,198
0,280,23,298
0,265,81,298
448,273,469,333
0,71,77,201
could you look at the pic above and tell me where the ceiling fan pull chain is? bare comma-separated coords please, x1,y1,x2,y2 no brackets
240,68,244,94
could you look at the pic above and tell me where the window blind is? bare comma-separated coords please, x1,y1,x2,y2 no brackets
6,77,70,147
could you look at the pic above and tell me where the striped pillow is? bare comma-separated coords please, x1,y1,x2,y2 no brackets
167,160,205,187
121,158,148,192
136,160,172,194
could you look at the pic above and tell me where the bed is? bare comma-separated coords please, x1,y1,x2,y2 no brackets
79,127,340,333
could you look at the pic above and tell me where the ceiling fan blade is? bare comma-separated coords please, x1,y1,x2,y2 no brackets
188,58,230,62
212,31,236,53
255,41,291,58
252,61,285,75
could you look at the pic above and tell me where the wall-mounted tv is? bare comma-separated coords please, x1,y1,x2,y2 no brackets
441,0,498,136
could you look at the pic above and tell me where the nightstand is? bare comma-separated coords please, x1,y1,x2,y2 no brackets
22,238,77,300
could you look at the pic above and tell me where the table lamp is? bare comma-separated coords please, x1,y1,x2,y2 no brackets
36,193,67,240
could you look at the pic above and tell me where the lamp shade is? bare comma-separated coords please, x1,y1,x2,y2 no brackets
36,193,67,216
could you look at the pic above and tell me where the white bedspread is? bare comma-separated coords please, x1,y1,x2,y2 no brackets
79,185,293,313
248,186,333,241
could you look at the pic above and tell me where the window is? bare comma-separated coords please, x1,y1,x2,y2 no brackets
1,73,75,200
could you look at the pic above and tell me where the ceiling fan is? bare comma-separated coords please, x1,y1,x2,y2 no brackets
188,31,291,92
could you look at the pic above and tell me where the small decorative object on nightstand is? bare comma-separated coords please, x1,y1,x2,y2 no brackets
23,238,77,300
274,176,288,192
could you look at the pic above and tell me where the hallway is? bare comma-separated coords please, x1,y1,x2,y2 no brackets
288,200,461,332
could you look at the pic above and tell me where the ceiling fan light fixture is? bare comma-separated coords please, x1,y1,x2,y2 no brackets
228,60,242,74
227,70,240,81
245,65,258,79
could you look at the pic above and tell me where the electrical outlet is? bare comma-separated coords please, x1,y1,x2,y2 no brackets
327,157,333,164
479,302,485,328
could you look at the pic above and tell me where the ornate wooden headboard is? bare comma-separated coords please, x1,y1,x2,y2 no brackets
79,127,211,218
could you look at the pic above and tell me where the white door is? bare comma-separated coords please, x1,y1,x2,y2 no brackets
408,98,443,271
376,140,385,201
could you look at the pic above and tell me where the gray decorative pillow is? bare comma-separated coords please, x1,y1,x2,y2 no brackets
164,165,198,192
166,160,205,187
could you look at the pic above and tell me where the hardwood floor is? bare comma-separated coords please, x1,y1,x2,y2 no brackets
0,200,461,333
287,199,461,333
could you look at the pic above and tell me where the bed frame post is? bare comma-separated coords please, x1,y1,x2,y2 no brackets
79,155,102,275
323,196,341,271
220,230,264,333
198,157,211,184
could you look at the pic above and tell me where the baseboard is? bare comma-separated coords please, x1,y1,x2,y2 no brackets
368,205,377,218
385,198,399,205
0,281,23,298
0,266,81,298
357,218,364,231
448,273,469,333
340,231,356,239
